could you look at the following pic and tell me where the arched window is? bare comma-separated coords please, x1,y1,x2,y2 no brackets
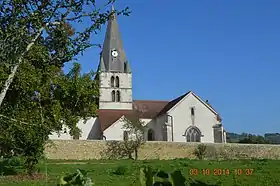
116,90,121,102
185,126,201,142
115,76,119,87
111,90,115,102
110,76,115,87
147,129,155,141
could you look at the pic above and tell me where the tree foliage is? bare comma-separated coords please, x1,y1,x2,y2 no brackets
227,132,279,144
121,115,146,160
0,0,130,65
238,134,271,144
0,0,130,174
103,114,146,160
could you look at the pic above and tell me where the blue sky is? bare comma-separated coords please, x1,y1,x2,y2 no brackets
64,0,280,135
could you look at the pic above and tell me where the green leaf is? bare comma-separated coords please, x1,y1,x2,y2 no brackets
0,0,130,175
170,170,187,186
58,175,68,185
140,167,146,186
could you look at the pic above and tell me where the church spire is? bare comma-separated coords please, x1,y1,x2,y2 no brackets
99,5,131,73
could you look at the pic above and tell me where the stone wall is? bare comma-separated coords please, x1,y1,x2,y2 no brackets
45,140,280,160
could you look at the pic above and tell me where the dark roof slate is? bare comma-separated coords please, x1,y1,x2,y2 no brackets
98,6,131,73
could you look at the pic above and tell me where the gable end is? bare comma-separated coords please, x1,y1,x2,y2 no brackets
157,91,220,119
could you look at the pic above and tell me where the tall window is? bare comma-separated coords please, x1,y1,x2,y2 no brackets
185,127,201,142
124,63,127,72
191,107,195,116
116,90,121,102
115,76,120,87
110,76,115,87
147,129,155,141
123,131,128,141
111,90,115,102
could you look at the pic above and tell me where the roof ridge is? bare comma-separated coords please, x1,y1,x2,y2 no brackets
97,109,133,112
133,99,169,102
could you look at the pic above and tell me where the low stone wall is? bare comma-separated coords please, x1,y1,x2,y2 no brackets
45,140,280,160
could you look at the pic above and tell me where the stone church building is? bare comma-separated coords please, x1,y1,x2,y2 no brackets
49,8,227,143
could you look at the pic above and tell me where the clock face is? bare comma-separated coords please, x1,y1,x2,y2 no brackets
111,49,118,57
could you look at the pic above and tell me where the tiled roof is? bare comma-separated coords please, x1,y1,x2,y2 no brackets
98,100,168,131
133,100,169,118
97,109,134,131
98,92,221,131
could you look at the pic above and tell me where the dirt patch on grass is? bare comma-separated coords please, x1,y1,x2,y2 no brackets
0,173,46,181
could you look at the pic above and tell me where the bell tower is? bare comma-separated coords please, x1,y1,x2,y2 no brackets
97,6,132,110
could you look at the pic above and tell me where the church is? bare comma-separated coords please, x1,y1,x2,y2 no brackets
49,8,227,143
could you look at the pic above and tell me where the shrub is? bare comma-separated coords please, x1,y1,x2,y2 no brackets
0,156,23,176
194,144,207,160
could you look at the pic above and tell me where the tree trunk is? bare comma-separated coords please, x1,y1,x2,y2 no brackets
0,64,19,106
128,153,133,160
134,148,138,160
0,26,46,107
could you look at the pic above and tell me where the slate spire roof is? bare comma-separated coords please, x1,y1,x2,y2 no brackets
98,5,131,73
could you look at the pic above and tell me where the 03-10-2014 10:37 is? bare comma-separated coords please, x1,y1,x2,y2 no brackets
189,168,254,176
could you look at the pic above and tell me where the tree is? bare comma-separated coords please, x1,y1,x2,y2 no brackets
121,115,146,160
238,134,271,144
0,61,101,174
0,0,130,174
264,133,280,144
0,0,130,107
103,114,146,160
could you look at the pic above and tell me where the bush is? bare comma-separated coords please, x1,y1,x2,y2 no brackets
194,144,207,160
0,156,23,175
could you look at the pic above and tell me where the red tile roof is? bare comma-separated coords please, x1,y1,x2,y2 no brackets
97,92,221,132
98,100,169,131
97,109,133,131
133,100,169,118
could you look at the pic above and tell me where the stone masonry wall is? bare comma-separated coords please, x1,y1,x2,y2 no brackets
45,140,280,160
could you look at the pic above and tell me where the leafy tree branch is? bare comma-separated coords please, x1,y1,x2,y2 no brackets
0,0,131,174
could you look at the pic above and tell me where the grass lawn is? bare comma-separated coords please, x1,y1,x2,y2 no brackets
0,159,280,186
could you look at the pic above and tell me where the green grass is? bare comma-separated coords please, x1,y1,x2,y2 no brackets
1,159,280,185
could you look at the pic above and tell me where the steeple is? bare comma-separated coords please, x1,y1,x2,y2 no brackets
97,5,133,110
99,6,131,73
